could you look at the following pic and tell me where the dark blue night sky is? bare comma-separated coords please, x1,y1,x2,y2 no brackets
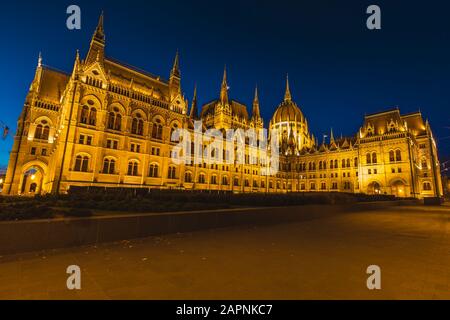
0,0,449,166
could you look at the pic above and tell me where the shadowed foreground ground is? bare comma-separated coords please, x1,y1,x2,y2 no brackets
0,204,449,299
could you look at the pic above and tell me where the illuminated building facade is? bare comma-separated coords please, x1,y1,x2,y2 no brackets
2,14,443,198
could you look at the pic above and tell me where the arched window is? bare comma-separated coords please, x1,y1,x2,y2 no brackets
389,150,395,162
80,106,89,124
198,173,206,184
319,161,323,170
330,160,334,169
34,124,43,139
131,113,144,135
354,157,358,167
108,107,122,131
184,171,192,183
89,108,97,126
423,182,432,191
148,164,159,178
170,123,180,142
102,158,115,174
168,166,176,179
152,118,163,140
372,152,377,164
395,150,402,162
127,161,139,176
222,176,228,185
342,159,346,168
346,159,350,168
74,155,89,172
366,153,372,164
334,159,338,168
34,120,50,140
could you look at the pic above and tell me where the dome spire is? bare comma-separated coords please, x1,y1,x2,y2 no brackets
284,74,292,102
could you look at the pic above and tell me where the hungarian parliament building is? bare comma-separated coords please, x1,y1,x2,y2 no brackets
2,14,443,199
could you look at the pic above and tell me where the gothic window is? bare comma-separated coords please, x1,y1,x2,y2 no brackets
170,123,180,142
334,159,338,168
372,152,377,164
152,118,163,140
395,150,402,162
80,106,89,124
423,182,432,191
354,157,358,167
389,150,395,162
89,108,97,126
346,159,350,168
74,155,89,172
366,153,372,164
108,107,122,131
222,176,228,185
148,164,159,178
168,166,177,179
342,159,346,168
102,158,115,174
199,173,206,184
184,171,192,183
127,161,139,176
211,175,217,185
131,113,144,135
34,120,50,141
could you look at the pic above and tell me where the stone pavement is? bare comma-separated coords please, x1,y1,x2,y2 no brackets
0,204,449,299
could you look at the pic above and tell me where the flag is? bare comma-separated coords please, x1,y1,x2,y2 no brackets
2,126,9,140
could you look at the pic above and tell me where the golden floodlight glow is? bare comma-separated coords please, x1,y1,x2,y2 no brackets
30,174,36,181
0,178,3,184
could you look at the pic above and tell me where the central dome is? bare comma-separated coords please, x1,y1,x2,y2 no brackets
269,76,314,153
271,100,304,123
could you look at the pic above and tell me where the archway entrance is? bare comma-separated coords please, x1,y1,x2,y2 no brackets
368,181,381,195
21,167,44,196
391,180,406,197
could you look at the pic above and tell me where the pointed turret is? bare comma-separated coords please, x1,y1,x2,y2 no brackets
330,128,335,144
30,52,43,93
220,66,229,105
171,50,180,77
284,74,292,102
189,84,198,120
71,50,81,80
169,51,181,99
252,86,261,119
86,12,105,65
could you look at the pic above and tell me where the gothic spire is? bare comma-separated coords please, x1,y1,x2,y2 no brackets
220,66,229,105
94,11,105,43
252,85,260,119
86,11,105,65
189,84,198,119
330,128,335,143
284,74,292,102
171,50,180,77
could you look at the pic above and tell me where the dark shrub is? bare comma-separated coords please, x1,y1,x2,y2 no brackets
64,208,93,218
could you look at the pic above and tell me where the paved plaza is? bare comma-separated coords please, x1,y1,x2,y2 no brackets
0,204,449,299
